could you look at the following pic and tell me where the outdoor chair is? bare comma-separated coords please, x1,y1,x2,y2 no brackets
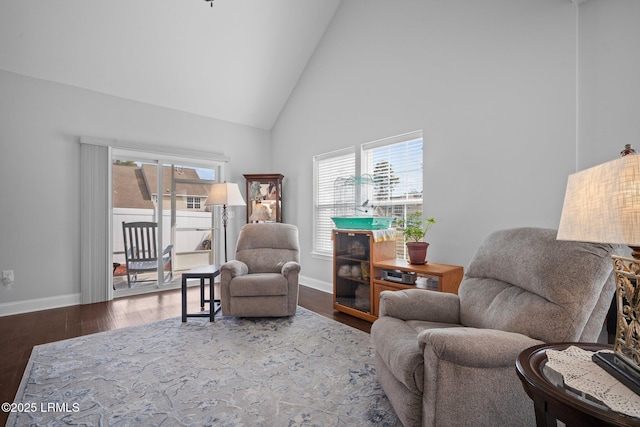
371,227,617,427
122,221,173,287
220,223,300,317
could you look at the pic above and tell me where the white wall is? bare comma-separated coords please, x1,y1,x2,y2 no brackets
272,0,580,289
2,0,638,311
0,70,270,311
578,0,640,169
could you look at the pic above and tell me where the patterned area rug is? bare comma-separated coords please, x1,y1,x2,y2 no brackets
8,307,400,426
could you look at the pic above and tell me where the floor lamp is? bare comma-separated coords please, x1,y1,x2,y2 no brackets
205,182,246,263
557,147,640,395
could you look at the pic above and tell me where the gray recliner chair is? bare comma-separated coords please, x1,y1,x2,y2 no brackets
220,223,300,317
371,227,616,427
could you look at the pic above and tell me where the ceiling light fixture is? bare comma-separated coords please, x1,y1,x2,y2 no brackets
204,0,214,6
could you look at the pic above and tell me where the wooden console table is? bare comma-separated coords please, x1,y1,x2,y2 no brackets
371,259,464,318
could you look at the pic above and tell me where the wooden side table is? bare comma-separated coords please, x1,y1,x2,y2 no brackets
181,264,221,322
516,342,640,427
371,259,464,318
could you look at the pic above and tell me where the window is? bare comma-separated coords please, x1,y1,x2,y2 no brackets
312,132,424,259
313,147,356,255
362,131,423,257
187,196,202,210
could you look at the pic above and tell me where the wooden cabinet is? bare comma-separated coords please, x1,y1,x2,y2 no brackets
333,229,396,322
371,259,464,317
333,230,464,322
243,174,283,223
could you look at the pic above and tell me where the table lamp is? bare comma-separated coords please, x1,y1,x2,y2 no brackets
205,182,246,262
557,147,640,395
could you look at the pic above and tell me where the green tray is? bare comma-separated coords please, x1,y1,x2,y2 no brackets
331,216,394,230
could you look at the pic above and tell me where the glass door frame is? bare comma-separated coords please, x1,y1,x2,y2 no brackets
169,165,217,278
112,148,225,296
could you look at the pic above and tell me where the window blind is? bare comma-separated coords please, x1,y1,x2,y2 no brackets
313,147,356,255
80,142,113,303
362,131,423,257
362,133,423,205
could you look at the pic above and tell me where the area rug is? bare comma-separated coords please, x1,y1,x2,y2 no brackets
7,307,400,426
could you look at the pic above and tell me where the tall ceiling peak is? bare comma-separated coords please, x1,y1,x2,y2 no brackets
0,0,342,130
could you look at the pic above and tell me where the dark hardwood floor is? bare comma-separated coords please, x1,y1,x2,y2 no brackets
0,285,370,425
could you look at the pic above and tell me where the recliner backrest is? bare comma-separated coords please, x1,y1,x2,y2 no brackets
235,223,300,273
458,227,615,343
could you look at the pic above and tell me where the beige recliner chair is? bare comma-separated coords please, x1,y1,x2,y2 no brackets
371,227,616,427
220,223,300,317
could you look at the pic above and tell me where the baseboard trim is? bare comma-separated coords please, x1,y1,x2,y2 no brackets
299,275,332,294
0,293,81,317
0,277,332,317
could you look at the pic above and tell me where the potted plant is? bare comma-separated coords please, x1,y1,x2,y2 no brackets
398,212,436,264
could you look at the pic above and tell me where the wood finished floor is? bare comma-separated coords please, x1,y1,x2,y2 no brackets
0,285,370,425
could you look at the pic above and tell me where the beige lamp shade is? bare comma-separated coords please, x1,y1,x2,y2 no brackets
557,154,640,246
205,182,246,207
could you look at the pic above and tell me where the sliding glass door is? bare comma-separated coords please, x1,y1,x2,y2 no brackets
166,162,217,276
112,150,221,295
112,158,162,291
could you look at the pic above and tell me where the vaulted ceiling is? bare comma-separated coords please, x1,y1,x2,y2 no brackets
0,0,342,130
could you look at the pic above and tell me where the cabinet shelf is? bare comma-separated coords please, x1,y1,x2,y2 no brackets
332,229,396,322
336,254,369,261
371,258,464,317
335,296,373,315
337,275,370,285
374,276,440,291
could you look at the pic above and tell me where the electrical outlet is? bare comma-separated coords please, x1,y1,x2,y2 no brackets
2,270,14,286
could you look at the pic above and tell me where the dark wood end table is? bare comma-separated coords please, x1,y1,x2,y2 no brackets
181,264,221,322
516,342,639,427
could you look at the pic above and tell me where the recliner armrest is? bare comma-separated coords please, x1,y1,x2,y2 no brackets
418,327,544,368
220,260,249,278
281,261,301,278
379,289,460,323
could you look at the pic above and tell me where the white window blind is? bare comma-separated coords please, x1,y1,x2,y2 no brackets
80,142,113,304
362,131,423,257
313,148,356,255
